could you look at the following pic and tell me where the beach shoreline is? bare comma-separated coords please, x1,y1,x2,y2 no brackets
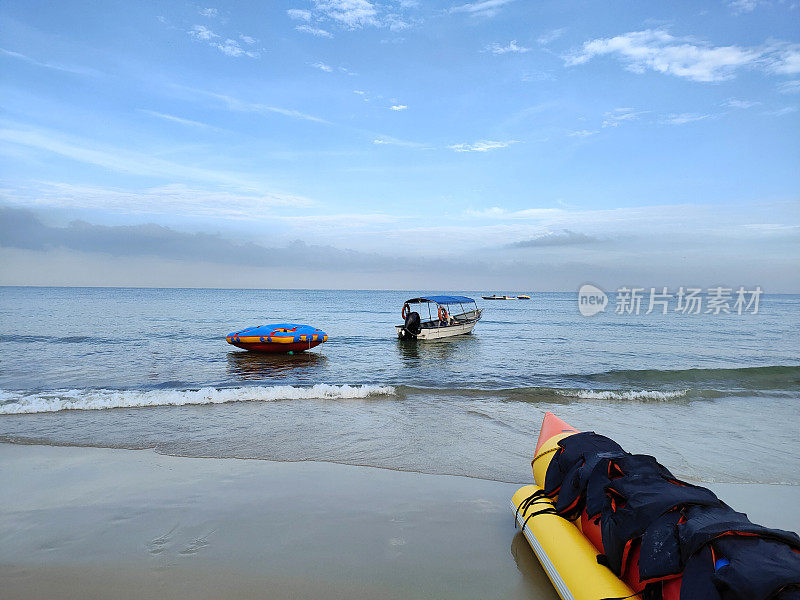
2,442,798,600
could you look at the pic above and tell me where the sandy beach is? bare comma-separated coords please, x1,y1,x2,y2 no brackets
2,442,798,600
0,443,556,600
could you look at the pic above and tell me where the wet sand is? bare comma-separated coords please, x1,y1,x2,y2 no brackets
1,443,797,600
0,443,557,600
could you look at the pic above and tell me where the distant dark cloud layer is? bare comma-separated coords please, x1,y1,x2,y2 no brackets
506,230,602,248
0,206,388,271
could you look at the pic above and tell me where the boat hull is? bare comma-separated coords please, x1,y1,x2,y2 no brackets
395,320,477,340
227,340,324,353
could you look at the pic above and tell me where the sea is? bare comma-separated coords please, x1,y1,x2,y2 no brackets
1,287,798,485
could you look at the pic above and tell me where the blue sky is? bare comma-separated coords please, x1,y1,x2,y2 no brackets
0,0,798,289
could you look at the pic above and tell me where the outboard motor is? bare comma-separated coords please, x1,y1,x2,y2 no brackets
401,311,422,339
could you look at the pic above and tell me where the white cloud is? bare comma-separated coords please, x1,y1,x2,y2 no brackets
137,110,217,129
187,25,260,58
354,90,366,95
727,0,761,14
312,0,379,28
567,32,800,83
722,98,760,109
777,80,800,94
288,0,417,32
462,206,560,219
462,207,508,218
450,0,515,18
6,182,310,220
214,38,260,58
448,140,519,152
188,25,218,41
295,25,334,38
372,136,425,147
568,129,598,137
191,89,332,124
538,28,566,46
763,106,798,116
287,9,312,21
199,8,219,17
385,14,412,32
663,113,711,125
768,44,800,75
0,126,288,193
602,108,644,128
485,40,529,55
0,47,99,77
521,70,554,82
311,61,333,72
565,29,761,82
240,35,256,45
389,104,408,111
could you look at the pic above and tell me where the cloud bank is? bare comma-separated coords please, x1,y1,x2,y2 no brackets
506,230,603,248
0,207,387,271
3,204,798,291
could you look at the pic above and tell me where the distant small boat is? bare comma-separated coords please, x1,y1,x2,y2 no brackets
226,323,327,353
517,295,531,300
482,294,514,300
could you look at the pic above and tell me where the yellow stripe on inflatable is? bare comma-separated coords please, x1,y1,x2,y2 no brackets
511,485,636,600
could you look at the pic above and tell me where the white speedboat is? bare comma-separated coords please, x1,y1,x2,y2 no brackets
396,296,482,340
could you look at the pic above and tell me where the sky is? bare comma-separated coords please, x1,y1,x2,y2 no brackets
0,0,798,290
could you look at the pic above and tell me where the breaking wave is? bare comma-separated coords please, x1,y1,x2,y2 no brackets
555,389,689,402
0,384,396,415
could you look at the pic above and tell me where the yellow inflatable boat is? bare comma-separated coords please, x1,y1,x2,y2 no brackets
512,413,800,600
511,412,638,600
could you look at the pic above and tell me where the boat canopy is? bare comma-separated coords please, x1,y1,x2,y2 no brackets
404,295,476,305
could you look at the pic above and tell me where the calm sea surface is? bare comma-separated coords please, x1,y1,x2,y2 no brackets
1,287,798,484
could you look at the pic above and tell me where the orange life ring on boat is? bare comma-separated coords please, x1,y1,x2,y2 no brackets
402,304,410,319
438,307,448,322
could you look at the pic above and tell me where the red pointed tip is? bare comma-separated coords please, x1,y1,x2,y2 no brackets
535,412,579,454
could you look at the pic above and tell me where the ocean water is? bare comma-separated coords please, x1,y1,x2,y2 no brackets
1,287,798,485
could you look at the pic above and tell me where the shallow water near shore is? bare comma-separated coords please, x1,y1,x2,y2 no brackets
1,287,799,487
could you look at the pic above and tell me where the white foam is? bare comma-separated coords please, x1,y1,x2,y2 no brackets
0,384,396,415
556,389,689,402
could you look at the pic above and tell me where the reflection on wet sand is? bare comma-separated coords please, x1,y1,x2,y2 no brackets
226,350,327,380
510,532,559,600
